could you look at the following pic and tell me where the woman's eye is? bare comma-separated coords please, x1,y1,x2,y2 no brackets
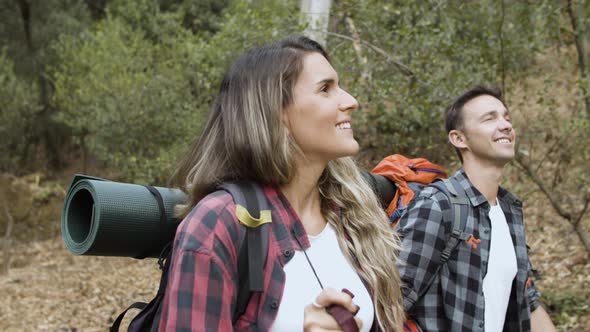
320,85,329,93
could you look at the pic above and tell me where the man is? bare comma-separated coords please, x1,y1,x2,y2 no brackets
396,85,556,331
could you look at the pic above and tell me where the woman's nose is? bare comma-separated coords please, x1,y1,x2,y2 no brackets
338,88,359,112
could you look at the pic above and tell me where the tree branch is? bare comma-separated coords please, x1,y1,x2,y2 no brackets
574,194,590,227
515,155,572,220
516,155,590,253
326,31,429,87
574,220,590,254
344,15,371,88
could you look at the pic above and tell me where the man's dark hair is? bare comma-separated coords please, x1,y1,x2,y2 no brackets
444,84,506,162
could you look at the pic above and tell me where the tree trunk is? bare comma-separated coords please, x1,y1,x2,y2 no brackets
300,0,332,47
16,0,64,171
84,0,108,20
567,0,590,121
1,200,14,275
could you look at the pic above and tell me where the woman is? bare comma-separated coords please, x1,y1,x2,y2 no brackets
159,36,404,331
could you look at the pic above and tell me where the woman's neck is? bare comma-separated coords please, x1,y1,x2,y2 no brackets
280,160,326,235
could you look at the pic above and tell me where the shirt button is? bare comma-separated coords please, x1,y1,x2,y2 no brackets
270,301,279,309
283,249,293,258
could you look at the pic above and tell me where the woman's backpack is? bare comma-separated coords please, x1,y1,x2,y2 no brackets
110,181,272,332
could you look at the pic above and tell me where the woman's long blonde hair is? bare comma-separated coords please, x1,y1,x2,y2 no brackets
172,36,404,331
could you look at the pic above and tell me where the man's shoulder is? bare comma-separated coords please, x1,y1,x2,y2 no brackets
498,186,522,206
417,178,457,200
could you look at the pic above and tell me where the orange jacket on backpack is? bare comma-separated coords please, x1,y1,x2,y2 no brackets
372,154,448,226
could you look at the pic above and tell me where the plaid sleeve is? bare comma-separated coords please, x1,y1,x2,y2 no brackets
395,192,450,311
158,191,242,331
160,250,235,331
525,257,541,312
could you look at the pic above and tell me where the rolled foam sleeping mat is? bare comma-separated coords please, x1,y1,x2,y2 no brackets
61,172,396,259
61,174,187,258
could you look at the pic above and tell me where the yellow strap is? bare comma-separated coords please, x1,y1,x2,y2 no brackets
235,204,272,228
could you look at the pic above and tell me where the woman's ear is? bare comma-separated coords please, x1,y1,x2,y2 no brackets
281,108,291,134
449,129,467,149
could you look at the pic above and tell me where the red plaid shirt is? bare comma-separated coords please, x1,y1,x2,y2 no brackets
158,185,319,331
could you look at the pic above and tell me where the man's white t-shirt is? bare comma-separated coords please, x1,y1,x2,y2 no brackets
269,223,374,332
483,200,518,332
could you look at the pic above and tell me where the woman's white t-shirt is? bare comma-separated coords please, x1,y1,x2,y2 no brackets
269,223,374,332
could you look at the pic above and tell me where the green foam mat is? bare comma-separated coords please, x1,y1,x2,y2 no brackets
61,175,186,258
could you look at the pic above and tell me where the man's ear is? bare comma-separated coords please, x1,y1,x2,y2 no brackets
449,129,467,149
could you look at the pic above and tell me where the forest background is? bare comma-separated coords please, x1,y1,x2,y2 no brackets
0,0,589,330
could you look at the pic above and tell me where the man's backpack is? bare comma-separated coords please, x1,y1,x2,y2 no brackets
372,154,473,271
372,154,472,332
110,181,272,332
371,154,448,226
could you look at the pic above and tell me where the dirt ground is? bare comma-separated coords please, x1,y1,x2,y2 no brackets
0,172,588,331
0,238,158,331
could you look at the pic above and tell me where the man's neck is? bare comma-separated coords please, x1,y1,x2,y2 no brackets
462,159,505,205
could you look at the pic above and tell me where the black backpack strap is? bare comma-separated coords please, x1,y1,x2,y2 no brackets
219,182,272,324
110,302,148,331
134,185,168,259
111,242,173,332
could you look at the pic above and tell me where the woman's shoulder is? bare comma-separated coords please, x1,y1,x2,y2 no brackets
174,189,241,252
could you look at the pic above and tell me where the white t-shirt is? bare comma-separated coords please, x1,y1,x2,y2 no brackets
269,223,374,332
483,200,518,332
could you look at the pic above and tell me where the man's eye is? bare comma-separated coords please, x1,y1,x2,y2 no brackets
320,85,329,93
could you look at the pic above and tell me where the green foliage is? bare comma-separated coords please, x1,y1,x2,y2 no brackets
0,0,91,79
48,0,300,183
1,1,589,326
0,51,39,171
50,13,199,183
160,0,231,36
542,290,590,327
326,0,563,165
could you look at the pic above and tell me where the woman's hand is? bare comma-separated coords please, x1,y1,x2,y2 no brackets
303,287,362,332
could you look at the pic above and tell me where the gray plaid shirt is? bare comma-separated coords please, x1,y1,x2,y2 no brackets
396,169,540,332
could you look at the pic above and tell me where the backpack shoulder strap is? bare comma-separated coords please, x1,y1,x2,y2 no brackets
431,178,471,264
409,178,473,305
219,182,272,323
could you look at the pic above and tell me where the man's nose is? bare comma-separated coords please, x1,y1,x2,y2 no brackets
499,117,513,131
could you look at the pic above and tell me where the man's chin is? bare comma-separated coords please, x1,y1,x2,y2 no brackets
493,154,515,166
